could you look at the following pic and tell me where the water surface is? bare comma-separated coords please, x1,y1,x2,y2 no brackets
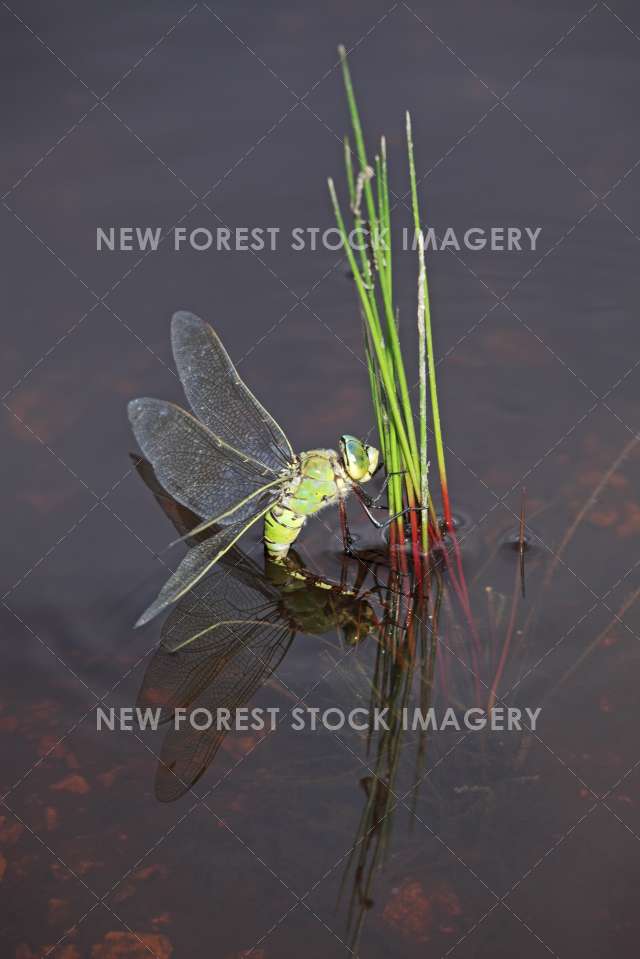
2,2,640,957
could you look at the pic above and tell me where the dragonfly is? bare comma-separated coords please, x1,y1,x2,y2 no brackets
134,471,380,802
129,311,384,627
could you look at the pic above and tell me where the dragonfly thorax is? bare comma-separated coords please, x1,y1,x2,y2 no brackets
284,449,349,514
263,448,354,559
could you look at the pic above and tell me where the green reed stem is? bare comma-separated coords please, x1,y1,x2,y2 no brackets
344,135,355,206
328,177,420,496
337,49,422,507
406,111,452,530
416,230,429,555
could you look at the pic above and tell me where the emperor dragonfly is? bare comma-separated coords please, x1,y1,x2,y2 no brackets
129,312,380,626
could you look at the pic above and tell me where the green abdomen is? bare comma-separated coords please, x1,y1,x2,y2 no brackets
264,452,338,559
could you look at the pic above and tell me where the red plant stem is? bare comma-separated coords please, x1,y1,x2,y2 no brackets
405,483,423,599
404,597,416,660
449,527,473,623
427,517,482,703
488,556,521,712
438,484,479,678
394,503,410,593
440,481,454,534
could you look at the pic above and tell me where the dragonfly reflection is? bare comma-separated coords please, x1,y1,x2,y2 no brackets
133,456,381,802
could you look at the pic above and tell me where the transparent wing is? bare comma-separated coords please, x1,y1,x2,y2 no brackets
137,548,284,713
171,311,294,473
128,398,282,524
159,562,279,653
137,611,282,716
130,454,202,541
144,619,293,802
135,503,274,627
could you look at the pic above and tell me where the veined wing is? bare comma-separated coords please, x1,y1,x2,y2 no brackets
128,398,283,525
138,610,280,720
151,619,293,802
131,454,202,541
131,454,274,575
135,502,274,627
160,563,279,653
171,311,294,473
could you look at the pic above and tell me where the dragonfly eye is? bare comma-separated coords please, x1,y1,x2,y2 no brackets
340,434,376,482
365,445,380,478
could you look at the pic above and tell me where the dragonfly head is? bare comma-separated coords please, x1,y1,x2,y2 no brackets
339,435,380,483
340,598,379,645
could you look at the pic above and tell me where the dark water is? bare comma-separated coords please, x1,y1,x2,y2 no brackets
2,1,640,957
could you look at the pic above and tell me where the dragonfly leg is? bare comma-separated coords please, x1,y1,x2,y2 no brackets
338,498,355,556
380,505,426,530
354,486,425,531
357,470,407,510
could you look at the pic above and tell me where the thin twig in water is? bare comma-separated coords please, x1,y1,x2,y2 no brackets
519,487,527,598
